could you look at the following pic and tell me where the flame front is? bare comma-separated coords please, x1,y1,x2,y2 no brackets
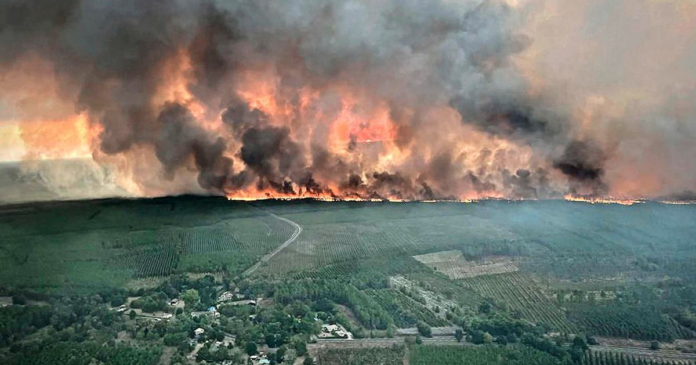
1,0,695,204
564,195,642,206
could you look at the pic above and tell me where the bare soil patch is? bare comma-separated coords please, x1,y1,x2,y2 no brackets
413,251,518,279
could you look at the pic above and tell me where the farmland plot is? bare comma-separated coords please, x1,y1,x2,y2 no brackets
461,272,577,333
112,243,179,278
265,213,520,276
316,346,405,365
389,276,460,321
365,288,450,327
410,345,561,365
405,271,484,309
0,198,296,289
413,250,518,279
584,349,696,365
152,215,296,275
279,255,429,281
567,304,696,341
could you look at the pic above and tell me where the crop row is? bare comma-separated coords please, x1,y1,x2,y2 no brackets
111,244,179,278
569,305,693,341
410,345,560,365
461,273,576,333
584,350,695,365
366,288,449,328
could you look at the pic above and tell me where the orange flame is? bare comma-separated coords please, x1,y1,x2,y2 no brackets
564,194,642,206
19,113,94,161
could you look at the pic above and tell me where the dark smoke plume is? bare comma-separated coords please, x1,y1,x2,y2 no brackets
1,0,695,201
553,140,607,196
155,103,232,191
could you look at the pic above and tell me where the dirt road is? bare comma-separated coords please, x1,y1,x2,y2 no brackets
241,213,302,277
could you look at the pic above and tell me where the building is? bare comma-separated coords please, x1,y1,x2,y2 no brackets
319,323,353,339
217,291,234,303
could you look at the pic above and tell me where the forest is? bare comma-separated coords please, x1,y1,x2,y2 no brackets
1,197,695,364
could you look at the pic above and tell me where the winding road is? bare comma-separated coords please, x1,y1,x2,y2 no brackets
241,213,302,277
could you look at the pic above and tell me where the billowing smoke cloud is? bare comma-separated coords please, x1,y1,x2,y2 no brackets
155,102,233,191
553,140,607,196
1,0,695,201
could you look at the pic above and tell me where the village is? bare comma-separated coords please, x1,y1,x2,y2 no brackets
106,280,356,365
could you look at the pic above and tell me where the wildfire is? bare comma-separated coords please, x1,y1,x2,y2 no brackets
226,193,394,203
19,113,94,161
225,188,488,203
563,195,642,206
659,200,696,205
226,191,696,205
329,96,396,146
224,187,406,202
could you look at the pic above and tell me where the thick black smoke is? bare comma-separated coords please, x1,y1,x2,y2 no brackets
5,0,690,201
155,103,232,191
553,140,608,196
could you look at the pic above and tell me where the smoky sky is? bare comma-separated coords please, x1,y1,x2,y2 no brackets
1,0,695,201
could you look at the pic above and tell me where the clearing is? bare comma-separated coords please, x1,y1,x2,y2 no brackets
413,250,518,279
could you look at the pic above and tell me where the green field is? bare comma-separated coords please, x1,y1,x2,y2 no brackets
316,346,405,365
584,350,696,365
461,272,577,333
410,345,561,365
1,197,696,364
0,197,294,291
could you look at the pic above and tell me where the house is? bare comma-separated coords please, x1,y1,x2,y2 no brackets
169,299,179,306
222,334,236,347
194,328,205,337
322,324,339,333
191,309,219,318
259,359,271,365
217,291,234,303
229,299,258,306
319,323,353,339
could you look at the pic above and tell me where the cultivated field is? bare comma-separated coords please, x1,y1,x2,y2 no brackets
413,250,518,279
460,272,578,333
0,197,294,290
2,197,696,365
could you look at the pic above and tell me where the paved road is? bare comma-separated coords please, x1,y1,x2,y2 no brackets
241,213,302,277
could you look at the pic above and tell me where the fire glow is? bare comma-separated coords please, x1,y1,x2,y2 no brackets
563,195,643,206
1,0,696,204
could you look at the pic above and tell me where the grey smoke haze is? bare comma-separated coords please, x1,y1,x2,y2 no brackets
1,0,695,201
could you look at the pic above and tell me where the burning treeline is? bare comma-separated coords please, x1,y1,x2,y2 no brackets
1,0,695,202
